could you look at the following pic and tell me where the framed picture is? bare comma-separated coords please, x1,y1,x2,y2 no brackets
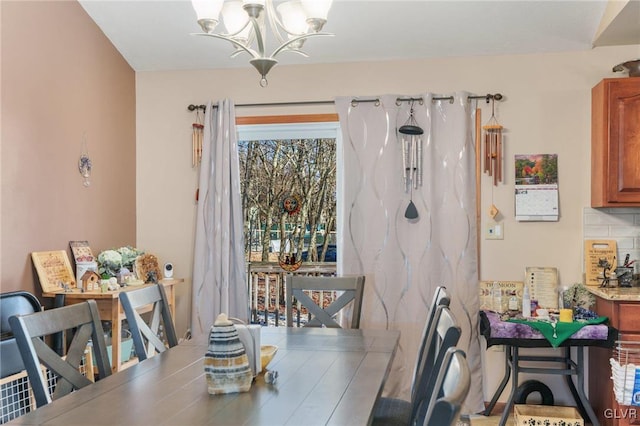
31,250,76,292
69,241,94,263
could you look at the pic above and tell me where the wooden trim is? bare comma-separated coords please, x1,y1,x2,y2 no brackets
236,114,339,125
475,108,482,276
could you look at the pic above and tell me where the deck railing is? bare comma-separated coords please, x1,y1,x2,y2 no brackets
247,262,337,326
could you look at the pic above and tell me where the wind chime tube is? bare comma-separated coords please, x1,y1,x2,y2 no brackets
402,137,408,191
407,138,412,192
192,125,197,167
412,136,418,189
412,137,417,189
497,128,502,183
198,127,203,165
492,131,498,186
416,136,423,188
484,132,490,173
490,131,493,184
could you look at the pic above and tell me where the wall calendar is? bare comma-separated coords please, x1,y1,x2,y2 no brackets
514,154,559,222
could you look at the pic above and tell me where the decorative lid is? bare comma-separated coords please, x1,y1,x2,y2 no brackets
214,313,233,327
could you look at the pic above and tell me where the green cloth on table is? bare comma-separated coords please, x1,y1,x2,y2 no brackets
507,316,608,347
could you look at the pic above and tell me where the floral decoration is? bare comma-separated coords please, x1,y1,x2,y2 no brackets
117,246,144,270
97,246,144,279
97,250,122,278
563,283,595,310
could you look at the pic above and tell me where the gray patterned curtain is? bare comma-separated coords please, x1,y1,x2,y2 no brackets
191,99,248,336
335,93,483,414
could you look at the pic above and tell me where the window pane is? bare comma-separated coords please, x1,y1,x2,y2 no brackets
238,137,337,264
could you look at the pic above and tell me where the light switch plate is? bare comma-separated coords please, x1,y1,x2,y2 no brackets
486,221,504,240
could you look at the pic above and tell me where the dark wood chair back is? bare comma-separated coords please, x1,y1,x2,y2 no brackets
371,289,458,426
420,347,470,426
285,275,365,328
410,305,461,424
8,300,111,408
411,286,450,395
119,284,178,361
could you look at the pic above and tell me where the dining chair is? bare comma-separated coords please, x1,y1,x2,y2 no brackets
411,286,450,394
119,283,178,361
1,291,42,379
372,304,460,425
285,275,365,328
371,286,449,424
418,347,471,426
8,299,112,408
1,291,42,422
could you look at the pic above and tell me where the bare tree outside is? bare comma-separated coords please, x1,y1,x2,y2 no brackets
238,138,337,263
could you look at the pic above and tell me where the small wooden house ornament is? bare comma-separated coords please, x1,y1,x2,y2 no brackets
81,270,101,291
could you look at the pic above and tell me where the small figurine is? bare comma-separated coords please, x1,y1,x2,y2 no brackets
146,270,158,284
81,270,101,292
117,267,133,286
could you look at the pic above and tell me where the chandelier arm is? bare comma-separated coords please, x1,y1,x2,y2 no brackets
249,16,267,58
194,33,259,59
271,33,333,58
281,50,310,58
225,21,252,39
265,0,288,46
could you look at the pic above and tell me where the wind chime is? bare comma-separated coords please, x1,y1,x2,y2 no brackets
398,101,424,220
78,132,92,188
483,97,503,186
278,193,303,272
192,109,204,168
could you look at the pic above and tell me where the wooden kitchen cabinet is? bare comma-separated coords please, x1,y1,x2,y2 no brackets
590,290,640,426
591,77,640,207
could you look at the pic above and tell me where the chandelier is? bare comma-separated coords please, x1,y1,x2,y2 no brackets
191,0,333,87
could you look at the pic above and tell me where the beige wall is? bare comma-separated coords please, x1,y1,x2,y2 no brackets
136,44,640,401
1,0,136,297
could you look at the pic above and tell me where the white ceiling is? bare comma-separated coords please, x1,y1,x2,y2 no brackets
78,0,639,73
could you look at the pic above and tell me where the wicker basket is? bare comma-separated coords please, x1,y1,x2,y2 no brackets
514,405,583,426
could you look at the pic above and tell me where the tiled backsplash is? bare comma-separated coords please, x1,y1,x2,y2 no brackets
583,207,640,274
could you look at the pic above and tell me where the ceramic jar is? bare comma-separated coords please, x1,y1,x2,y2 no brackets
204,313,253,395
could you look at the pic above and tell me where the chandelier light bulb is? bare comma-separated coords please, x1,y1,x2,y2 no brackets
221,0,252,41
192,0,225,32
277,1,308,35
277,0,308,49
301,0,332,20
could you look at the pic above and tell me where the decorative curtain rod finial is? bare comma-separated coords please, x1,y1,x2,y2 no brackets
188,104,207,112
485,93,503,103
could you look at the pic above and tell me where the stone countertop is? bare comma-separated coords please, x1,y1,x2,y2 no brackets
586,285,640,301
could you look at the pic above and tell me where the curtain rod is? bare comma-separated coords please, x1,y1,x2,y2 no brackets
188,100,334,112
187,93,503,112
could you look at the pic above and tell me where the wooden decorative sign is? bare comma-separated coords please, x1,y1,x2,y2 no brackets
31,250,76,293
479,280,524,312
584,240,617,286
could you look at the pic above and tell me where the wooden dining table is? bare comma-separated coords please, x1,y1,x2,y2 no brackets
8,327,400,426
